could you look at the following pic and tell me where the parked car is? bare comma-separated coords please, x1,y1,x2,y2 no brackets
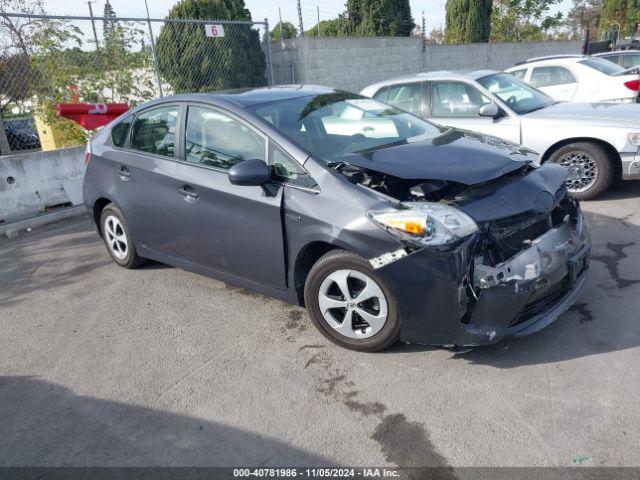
361,70,640,199
4,117,41,151
593,50,640,70
84,87,590,352
505,55,640,103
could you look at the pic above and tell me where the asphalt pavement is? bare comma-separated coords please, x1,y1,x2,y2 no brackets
1,182,639,468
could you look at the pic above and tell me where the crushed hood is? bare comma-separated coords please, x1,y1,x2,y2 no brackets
340,128,535,184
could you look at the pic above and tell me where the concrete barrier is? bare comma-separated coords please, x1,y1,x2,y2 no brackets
0,146,85,229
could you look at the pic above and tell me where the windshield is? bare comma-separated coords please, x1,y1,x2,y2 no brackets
250,91,443,164
477,73,556,115
579,57,626,75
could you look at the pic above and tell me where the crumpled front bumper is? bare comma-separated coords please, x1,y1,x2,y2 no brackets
460,211,590,345
376,208,590,347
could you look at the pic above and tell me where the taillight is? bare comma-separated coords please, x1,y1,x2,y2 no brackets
624,80,640,91
85,142,91,166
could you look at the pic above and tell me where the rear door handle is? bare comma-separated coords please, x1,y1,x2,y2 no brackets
179,186,200,202
118,167,131,181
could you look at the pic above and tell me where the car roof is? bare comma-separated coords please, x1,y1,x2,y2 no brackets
594,50,640,56
514,54,586,66
362,70,499,90
128,85,337,114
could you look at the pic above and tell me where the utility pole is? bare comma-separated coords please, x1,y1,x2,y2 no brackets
317,6,321,37
421,11,426,51
87,1,99,51
144,0,163,97
297,0,304,37
278,7,284,42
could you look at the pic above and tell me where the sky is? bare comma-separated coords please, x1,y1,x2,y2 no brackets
42,0,575,35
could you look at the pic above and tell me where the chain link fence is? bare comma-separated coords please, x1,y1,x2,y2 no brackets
0,12,272,155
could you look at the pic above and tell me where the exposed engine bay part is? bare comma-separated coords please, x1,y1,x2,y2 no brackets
337,161,536,204
473,213,588,290
337,163,465,202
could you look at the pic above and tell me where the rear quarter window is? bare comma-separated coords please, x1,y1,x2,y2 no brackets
111,118,131,147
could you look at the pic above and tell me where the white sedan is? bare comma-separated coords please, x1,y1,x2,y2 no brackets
505,55,640,103
360,70,640,199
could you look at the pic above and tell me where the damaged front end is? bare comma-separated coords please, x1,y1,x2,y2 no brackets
463,195,590,344
342,160,591,347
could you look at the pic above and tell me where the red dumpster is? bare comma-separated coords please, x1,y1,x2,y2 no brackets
57,103,129,130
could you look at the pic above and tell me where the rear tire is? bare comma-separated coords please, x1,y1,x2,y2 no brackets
304,250,400,352
100,204,145,269
548,142,614,200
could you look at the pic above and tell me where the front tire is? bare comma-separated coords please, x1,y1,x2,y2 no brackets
548,142,614,200
100,204,145,269
304,250,400,352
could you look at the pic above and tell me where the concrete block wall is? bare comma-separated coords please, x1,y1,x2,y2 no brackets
0,147,85,225
271,38,583,92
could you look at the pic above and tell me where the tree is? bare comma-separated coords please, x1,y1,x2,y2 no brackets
156,0,267,92
565,0,603,40
427,26,444,44
444,0,492,43
270,21,297,40
600,0,640,38
343,0,414,36
490,0,563,42
304,17,350,36
102,0,119,50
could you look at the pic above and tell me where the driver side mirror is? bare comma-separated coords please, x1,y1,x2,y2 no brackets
478,102,501,118
228,159,272,186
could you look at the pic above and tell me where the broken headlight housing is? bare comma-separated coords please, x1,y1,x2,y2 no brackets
369,202,478,247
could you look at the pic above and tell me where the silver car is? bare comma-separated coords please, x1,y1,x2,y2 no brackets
361,70,640,199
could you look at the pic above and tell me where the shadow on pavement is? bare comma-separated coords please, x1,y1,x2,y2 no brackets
0,376,331,467
590,179,640,201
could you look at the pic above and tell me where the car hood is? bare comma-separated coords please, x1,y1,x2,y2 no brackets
340,128,535,185
525,101,640,127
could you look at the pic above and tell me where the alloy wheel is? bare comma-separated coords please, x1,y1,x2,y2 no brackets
317,269,388,339
104,215,128,260
558,150,599,193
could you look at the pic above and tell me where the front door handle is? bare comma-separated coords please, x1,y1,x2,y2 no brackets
118,167,131,181
179,186,200,202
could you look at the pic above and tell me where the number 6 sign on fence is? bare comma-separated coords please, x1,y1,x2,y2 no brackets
204,24,225,38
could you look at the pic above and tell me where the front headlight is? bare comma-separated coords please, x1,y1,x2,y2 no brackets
628,133,640,146
369,202,478,247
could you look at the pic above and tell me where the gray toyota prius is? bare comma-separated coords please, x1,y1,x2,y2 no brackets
83,86,590,352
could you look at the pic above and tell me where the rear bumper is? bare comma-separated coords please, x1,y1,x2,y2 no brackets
621,152,640,180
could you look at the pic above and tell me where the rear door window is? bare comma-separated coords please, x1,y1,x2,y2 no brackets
530,66,577,87
130,105,178,157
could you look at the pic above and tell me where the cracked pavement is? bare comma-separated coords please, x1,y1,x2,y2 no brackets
0,181,639,468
